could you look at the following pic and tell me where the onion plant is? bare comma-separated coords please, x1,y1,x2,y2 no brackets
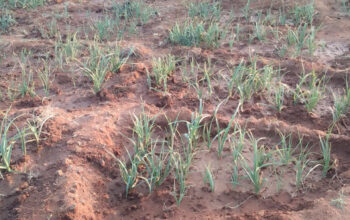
140,141,173,193
319,132,332,178
147,55,176,92
203,165,215,192
240,133,273,193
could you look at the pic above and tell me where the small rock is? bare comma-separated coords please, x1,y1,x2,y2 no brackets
134,62,150,74
64,158,72,165
20,182,29,189
162,212,169,219
127,205,138,211
103,194,109,200
67,204,76,212
17,194,28,203
137,193,144,198
57,170,64,176
100,159,106,167
74,146,82,153
340,170,350,179
223,189,231,195
120,64,131,72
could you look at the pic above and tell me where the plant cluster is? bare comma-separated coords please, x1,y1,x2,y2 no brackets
0,108,50,178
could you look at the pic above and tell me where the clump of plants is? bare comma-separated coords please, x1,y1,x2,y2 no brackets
147,55,177,92
79,42,129,94
169,19,226,48
0,108,50,178
0,9,15,33
188,0,221,21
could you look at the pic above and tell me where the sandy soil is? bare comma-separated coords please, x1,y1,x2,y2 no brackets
1,0,350,219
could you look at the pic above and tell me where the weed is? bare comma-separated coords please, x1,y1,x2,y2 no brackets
331,190,346,210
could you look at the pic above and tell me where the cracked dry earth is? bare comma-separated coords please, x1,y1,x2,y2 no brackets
1,0,350,219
